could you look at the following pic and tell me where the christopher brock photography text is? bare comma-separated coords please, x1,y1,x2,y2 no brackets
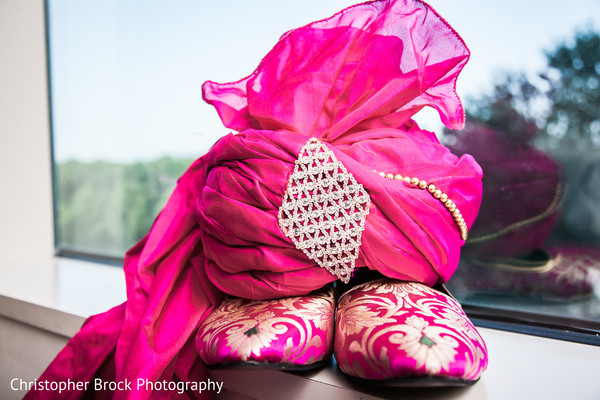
10,377,224,395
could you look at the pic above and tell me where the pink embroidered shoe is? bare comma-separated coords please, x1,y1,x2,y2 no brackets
196,286,335,370
335,278,488,386
450,245,596,302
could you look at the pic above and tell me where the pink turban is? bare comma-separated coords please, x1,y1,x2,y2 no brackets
27,1,482,399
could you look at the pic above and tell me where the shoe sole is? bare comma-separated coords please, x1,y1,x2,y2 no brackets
206,360,328,372
345,373,479,388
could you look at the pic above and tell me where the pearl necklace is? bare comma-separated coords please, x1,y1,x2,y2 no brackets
376,171,468,241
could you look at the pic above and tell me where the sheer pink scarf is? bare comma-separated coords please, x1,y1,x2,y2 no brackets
26,1,481,399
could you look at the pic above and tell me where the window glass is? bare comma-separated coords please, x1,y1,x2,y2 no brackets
48,0,600,340
47,0,357,257
429,1,600,340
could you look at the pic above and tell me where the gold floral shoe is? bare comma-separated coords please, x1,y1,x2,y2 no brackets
195,286,335,370
335,278,488,386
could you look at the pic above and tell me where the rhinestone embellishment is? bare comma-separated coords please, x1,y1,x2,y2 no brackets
278,138,370,283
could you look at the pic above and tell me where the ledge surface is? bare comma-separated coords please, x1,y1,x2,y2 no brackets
1,257,599,399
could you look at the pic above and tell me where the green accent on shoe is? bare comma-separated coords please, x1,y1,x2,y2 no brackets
244,326,259,337
420,334,436,347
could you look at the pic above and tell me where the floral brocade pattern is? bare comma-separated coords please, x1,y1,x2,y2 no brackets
335,279,488,382
196,287,335,367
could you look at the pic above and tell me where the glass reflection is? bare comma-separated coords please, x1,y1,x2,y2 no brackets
444,29,600,333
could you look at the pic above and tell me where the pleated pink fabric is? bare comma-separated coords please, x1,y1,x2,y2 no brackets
26,1,482,399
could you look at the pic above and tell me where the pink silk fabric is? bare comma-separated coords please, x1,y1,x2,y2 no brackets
27,1,482,399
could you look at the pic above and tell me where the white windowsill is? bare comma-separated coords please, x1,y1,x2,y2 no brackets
1,257,599,400
0,257,126,338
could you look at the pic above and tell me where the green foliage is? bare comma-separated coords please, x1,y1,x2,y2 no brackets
545,31,600,146
56,156,195,258
460,29,600,150
464,73,540,139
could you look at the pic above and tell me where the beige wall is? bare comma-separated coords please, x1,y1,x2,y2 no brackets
0,316,69,400
0,2,64,397
0,0,54,261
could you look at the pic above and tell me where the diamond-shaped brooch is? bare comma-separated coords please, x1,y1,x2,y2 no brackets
278,138,371,283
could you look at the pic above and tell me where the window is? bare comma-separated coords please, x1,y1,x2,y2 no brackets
428,1,600,344
47,0,600,343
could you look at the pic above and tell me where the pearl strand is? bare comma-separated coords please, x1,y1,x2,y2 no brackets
376,171,468,241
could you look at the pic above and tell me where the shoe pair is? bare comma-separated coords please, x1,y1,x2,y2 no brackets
451,245,599,302
196,278,488,385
